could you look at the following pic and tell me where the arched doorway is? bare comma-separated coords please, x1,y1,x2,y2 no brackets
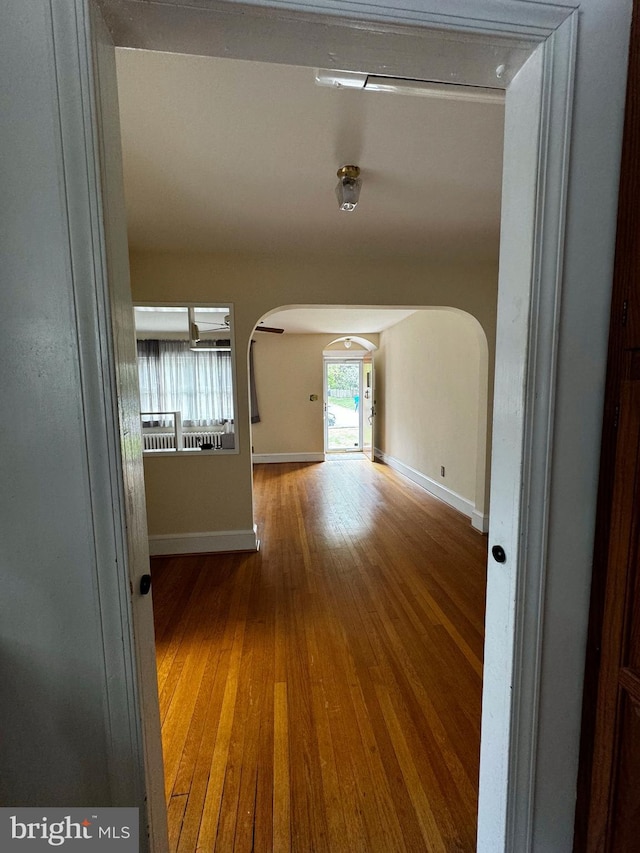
249,306,490,530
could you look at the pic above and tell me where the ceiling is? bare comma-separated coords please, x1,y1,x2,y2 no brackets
118,51,503,334
262,307,416,334
115,50,504,261
134,305,416,335
134,305,226,334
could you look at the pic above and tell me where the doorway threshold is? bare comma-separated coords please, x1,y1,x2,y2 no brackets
326,451,367,460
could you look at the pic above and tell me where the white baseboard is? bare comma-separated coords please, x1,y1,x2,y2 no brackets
148,525,259,556
472,509,490,533
375,449,486,531
252,452,324,464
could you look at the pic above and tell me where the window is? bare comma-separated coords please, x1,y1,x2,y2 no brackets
134,305,237,453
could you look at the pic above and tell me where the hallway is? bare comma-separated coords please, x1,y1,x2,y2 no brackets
152,460,487,851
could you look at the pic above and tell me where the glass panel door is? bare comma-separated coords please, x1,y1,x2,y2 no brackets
325,360,362,452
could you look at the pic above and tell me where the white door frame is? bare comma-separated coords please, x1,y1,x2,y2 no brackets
362,353,374,461
72,0,629,849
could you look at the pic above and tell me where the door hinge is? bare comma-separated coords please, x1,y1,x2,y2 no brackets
622,300,628,326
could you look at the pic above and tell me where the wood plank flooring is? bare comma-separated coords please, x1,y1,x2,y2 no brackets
151,459,487,852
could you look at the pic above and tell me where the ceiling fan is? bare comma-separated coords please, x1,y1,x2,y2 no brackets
251,321,285,334
188,308,284,351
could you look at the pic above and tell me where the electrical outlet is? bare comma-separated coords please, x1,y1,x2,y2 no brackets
440,466,445,477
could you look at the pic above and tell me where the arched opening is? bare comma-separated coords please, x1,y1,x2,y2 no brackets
248,305,490,530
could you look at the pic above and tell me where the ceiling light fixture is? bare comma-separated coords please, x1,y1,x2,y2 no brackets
336,165,362,212
315,70,505,105
344,338,352,349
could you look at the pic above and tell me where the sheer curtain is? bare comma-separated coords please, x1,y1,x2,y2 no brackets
137,340,234,426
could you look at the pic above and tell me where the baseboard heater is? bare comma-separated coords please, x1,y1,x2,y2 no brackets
143,431,219,451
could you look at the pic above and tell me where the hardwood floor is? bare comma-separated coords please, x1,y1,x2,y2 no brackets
152,460,487,852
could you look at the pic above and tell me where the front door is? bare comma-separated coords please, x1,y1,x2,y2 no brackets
324,359,362,453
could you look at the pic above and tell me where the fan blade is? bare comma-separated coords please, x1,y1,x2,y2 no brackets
256,325,284,334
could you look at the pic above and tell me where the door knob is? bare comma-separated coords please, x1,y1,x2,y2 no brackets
492,545,507,563
140,574,152,595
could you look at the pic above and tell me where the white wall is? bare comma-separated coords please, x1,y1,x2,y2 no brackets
251,333,379,456
131,250,498,538
251,334,325,455
376,309,488,521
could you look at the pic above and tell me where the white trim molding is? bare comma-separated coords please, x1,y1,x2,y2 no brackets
376,449,484,526
472,510,490,534
252,451,324,464
148,526,259,556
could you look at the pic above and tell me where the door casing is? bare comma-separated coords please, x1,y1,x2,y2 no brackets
363,353,374,461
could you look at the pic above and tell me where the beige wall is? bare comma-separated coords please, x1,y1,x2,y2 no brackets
251,333,377,455
131,250,497,537
376,309,488,512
